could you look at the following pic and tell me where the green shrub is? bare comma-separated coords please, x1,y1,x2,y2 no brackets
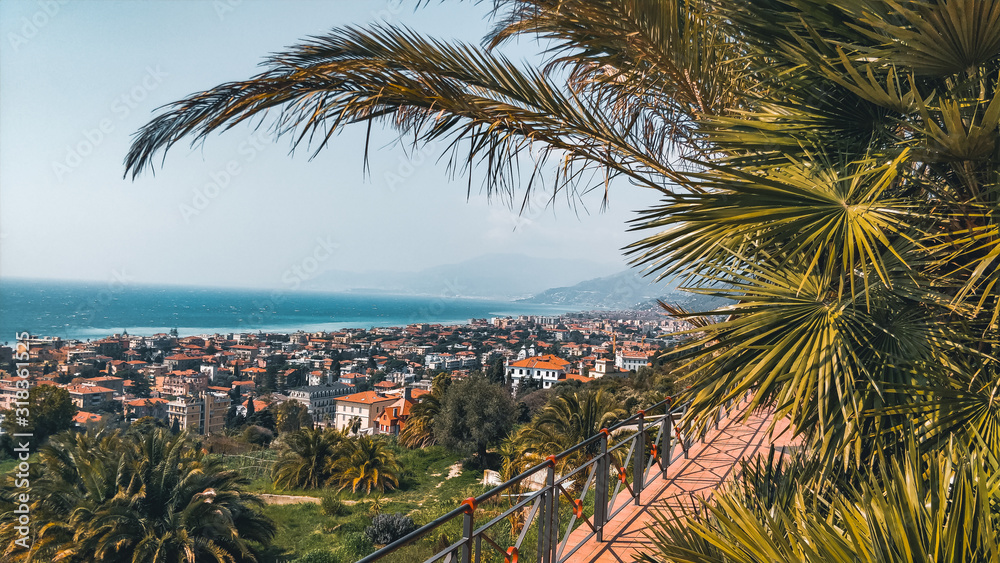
243,425,274,447
297,549,340,563
365,512,418,546
320,493,345,517
342,531,375,558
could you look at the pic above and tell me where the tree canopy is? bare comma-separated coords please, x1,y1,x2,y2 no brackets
0,385,76,445
434,374,516,459
0,426,275,562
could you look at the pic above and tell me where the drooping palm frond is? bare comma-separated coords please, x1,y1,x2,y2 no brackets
124,0,1000,469
487,0,752,156
126,22,715,207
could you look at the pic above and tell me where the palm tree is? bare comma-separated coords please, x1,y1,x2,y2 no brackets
271,426,344,490
0,427,275,563
643,439,1000,563
124,0,1000,555
399,373,449,449
518,389,627,461
328,436,401,495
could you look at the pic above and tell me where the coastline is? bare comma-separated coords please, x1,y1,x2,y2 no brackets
0,278,580,341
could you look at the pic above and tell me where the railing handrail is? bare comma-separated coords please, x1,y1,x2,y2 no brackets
356,395,696,563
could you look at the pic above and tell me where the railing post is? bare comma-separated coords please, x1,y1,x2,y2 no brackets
540,456,557,563
537,475,547,563
680,404,690,458
461,498,475,563
634,410,645,506
595,429,609,542
661,398,672,473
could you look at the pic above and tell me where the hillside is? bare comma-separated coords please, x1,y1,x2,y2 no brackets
517,270,725,311
300,254,618,299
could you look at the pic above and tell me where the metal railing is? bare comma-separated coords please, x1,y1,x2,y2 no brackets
357,395,748,563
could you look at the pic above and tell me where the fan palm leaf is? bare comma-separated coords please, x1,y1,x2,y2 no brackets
123,0,1000,467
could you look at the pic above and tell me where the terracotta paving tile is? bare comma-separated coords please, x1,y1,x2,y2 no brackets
561,402,798,562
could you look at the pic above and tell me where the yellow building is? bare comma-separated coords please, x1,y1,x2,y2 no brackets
165,391,231,435
167,396,203,433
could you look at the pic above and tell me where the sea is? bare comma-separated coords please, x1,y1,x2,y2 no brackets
0,278,575,342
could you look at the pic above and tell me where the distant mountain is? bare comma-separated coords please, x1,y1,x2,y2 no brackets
516,270,726,311
300,254,619,299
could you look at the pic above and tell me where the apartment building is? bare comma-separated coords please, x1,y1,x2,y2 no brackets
334,391,396,433
287,383,352,422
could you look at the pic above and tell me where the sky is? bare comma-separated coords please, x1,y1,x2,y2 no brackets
0,0,664,291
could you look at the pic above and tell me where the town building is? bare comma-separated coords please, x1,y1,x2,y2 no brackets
72,411,103,427
615,351,652,372
126,397,169,421
505,354,572,390
165,391,231,435
374,387,420,436
334,391,397,433
0,379,27,411
166,395,203,432
86,375,126,395
160,370,209,396
593,358,618,377
339,372,370,389
66,384,115,410
163,354,201,371
203,391,231,435
287,383,353,422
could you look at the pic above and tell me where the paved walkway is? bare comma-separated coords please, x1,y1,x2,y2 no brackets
567,401,796,562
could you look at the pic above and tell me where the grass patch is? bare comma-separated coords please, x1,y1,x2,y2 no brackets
259,444,493,561
0,458,22,474
0,452,39,475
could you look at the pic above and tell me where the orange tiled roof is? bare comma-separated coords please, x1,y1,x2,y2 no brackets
337,391,396,405
73,411,103,424
126,397,169,407
89,376,123,382
508,354,571,371
66,385,115,395
375,396,418,425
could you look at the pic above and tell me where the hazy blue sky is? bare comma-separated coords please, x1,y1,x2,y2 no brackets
0,0,663,290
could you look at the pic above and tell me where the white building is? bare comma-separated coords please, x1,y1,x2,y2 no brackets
615,351,651,372
288,383,353,421
505,354,571,390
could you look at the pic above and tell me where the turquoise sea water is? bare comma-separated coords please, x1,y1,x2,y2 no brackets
0,279,573,341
